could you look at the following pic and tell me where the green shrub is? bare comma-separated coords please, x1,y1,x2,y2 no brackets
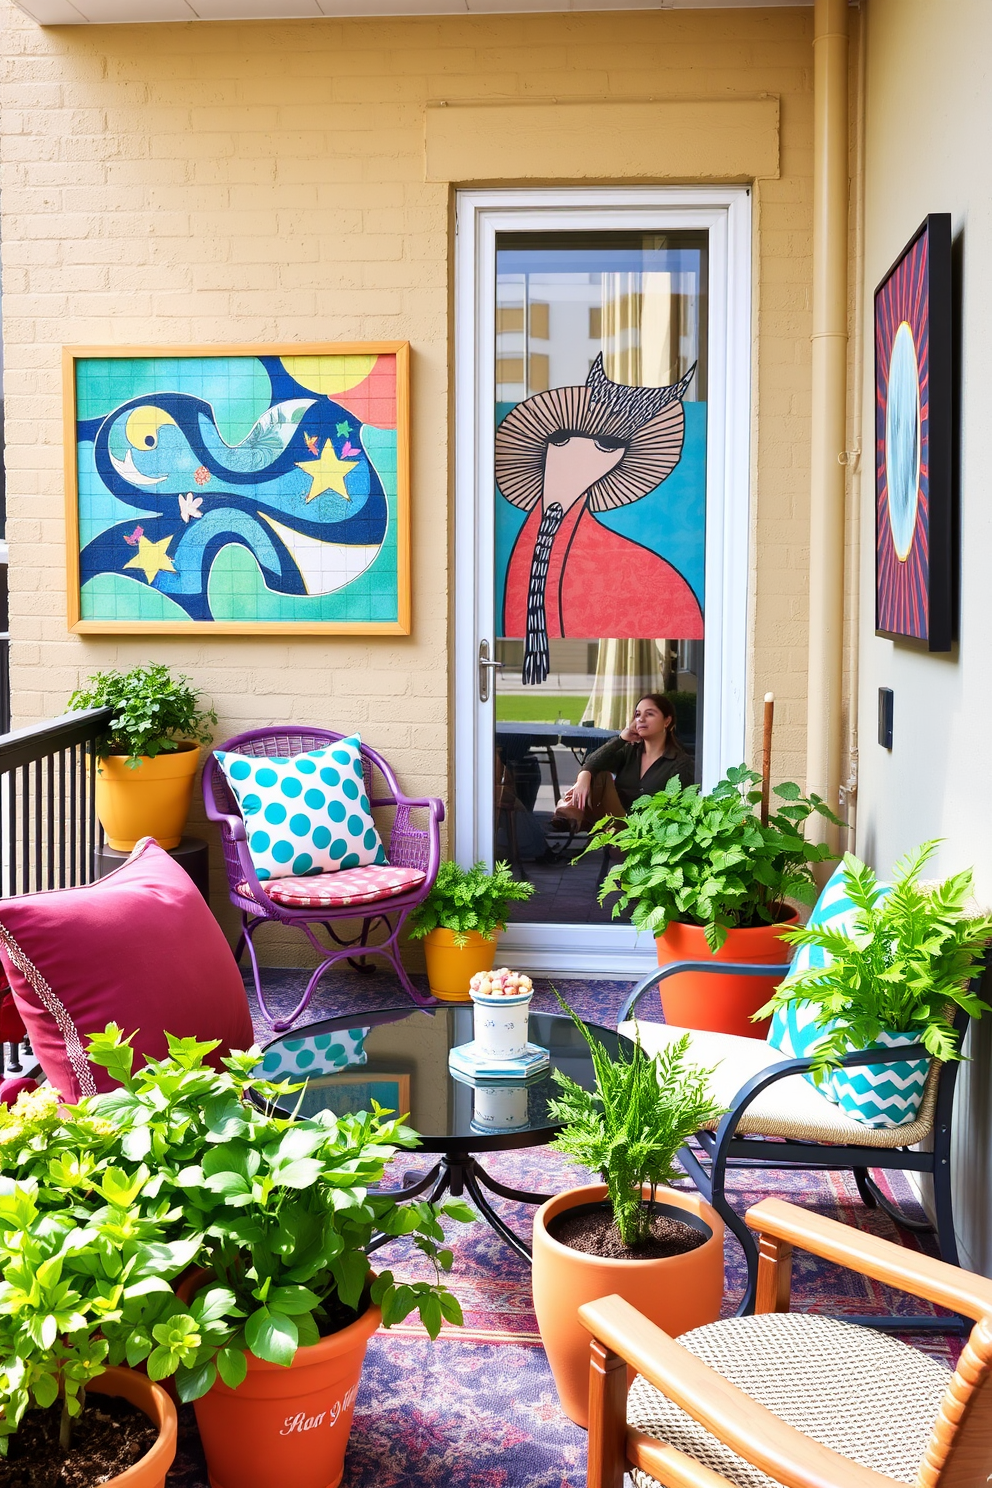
756,842,992,1077
407,860,534,945
587,763,841,951
69,663,217,767
547,993,724,1248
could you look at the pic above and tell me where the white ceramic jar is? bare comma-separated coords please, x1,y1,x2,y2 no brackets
470,1083,530,1134
469,988,533,1061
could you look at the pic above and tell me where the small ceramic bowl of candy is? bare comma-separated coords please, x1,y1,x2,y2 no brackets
469,967,534,1001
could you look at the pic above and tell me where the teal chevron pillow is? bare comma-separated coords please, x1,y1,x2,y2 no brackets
766,863,929,1128
215,736,387,881
767,861,866,1061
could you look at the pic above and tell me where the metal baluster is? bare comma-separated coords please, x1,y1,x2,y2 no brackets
87,741,98,884
19,766,29,896
46,753,55,891
33,757,42,894
58,750,67,889
70,744,79,887
7,763,17,897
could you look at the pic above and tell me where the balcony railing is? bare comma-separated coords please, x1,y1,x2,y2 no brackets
0,704,112,898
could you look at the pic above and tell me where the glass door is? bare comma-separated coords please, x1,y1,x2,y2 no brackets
492,232,707,928
454,190,750,975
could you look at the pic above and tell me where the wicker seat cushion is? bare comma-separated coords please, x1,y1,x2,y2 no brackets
238,865,426,909
628,1313,949,1488
619,1020,939,1149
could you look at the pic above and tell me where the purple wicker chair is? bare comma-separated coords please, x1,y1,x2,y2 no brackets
203,727,443,1030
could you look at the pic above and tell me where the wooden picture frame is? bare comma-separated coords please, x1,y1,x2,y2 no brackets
874,216,953,649
63,342,411,636
294,1071,411,1121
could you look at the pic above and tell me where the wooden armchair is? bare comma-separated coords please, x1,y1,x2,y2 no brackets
580,1197,992,1488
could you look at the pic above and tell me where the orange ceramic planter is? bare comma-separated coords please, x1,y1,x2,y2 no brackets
655,909,799,1038
87,1367,178,1488
531,1184,724,1427
186,1296,380,1488
95,744,201,850
421,928,497,1002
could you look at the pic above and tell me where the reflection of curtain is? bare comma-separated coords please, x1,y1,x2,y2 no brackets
582,639,667,730
601,272,676,388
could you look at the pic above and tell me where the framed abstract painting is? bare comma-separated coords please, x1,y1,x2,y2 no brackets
874,215,953,649
63,343,410,634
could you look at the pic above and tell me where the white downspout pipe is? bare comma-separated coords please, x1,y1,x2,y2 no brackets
805,0,849,850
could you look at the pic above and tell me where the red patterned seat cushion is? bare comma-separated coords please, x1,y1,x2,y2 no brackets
239,864,426,909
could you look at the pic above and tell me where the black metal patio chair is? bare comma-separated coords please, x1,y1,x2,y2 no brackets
617,960,974,1332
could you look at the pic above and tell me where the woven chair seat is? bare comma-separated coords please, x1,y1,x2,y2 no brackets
628,1312,949,1488
237,865,426,909
619,1021,939,1148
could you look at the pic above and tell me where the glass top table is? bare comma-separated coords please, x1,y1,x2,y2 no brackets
258,1004,631,1259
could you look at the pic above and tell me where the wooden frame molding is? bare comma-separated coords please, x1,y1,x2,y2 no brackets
62,341,412,637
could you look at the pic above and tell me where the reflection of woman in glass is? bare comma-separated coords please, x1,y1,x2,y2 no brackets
496,355,704,684
550,692,693,831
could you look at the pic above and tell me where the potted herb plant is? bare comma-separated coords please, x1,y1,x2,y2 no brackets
0,1086,200,1485
407,859,535,1001
68,663,217,850
530,996,725,1428
586,764,841,1036
756,843,992,1127
72,1026,473,1488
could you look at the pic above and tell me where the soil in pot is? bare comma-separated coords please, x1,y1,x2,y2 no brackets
548,1200,709,1262
0,1395,157,1488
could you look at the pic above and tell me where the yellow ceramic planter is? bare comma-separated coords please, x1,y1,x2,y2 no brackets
95,744,201,851
421,928,497,1002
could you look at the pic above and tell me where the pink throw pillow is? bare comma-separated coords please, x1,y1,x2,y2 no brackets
0,838,254,1102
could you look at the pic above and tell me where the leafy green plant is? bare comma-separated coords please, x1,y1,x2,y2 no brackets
586,764,841,951
756,843,992,1077
77,1027,473,1402
407,860,534,945
0,1136,199,1454
68,663,217,767
0,1030,472,1450
547,993,724,1248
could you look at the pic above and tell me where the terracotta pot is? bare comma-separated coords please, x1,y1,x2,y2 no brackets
531,1183,724,1427
86,1366,178,1488
178,1272,380,1488
655,908,800,1038
95,743,201,851
421,928,497,1002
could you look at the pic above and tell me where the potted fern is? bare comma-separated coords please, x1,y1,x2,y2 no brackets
756,843,992,1127
530,995,725,1427
407,860,534,1001
68,663,217,851
586,764,841,1036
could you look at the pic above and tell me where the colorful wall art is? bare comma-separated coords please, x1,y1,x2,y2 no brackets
874,217,953,650
64,344,410,634
494,355,705,685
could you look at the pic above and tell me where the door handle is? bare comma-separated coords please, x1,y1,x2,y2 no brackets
478,639,504,703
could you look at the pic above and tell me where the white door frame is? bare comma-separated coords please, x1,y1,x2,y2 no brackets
453,186,752,977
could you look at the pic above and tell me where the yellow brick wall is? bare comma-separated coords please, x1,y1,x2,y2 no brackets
0,1,818,937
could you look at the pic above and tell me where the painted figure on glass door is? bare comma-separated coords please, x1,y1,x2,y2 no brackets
496,355,704,684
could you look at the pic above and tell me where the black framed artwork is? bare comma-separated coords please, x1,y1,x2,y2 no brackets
874,213,953,650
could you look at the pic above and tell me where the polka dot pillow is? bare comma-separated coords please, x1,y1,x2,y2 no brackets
215,736,387,881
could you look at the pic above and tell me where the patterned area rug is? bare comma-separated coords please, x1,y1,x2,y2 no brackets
163,970,962,1487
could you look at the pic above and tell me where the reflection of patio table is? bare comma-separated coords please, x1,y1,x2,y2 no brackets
260,1005,633,1261
495,722,617,801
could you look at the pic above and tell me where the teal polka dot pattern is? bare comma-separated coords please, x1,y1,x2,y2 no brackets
215,735,385,882
257,1026,369,1081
